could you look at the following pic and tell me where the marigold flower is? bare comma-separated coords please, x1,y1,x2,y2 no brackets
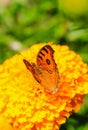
0,42,88,130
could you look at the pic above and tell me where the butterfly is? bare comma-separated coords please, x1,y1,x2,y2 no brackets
23,45,60,93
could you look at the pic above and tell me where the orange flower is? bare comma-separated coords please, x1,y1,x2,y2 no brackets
0,42,88,130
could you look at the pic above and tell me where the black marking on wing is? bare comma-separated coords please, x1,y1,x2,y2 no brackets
42,46,48,53
40,51,45,56
45,45,52,49
45,45,54,53
46,59,50,65
38,55,43,60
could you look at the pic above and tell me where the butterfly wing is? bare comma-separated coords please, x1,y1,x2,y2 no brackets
37,45,60,93
37,45,56,72
23,59,41,83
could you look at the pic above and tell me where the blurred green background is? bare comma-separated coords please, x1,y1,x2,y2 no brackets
0,0,88,130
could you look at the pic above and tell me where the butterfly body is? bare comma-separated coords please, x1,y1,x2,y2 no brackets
23,45,60,93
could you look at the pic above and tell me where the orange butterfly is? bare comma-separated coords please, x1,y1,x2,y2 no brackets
23,45,60,93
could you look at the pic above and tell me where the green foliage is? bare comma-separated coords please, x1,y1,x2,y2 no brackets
0,0,88,64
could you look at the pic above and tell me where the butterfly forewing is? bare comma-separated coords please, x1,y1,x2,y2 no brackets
37,45,56,71
23,59,41,83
